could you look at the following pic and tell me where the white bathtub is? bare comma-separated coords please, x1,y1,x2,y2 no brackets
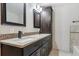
73,46,79,56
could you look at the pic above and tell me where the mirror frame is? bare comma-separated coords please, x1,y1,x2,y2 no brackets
1,3,26,26
33,9,41,28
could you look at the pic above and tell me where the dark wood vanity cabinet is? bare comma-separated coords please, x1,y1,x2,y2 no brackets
31,35,52,56
1,35,52,56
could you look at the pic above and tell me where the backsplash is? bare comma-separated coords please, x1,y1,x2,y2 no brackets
0,32,39,40
0,33,17,40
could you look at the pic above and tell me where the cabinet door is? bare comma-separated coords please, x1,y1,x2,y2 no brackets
48,36,52,54
23,40,41,56
40,7,52,33
40,42,49,56
31,48,41,56
1,44,23,56
33,9,40,28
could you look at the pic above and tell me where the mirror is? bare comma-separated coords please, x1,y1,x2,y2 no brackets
1,3,26,26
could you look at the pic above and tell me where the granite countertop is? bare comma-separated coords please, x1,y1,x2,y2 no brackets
0,34,51,48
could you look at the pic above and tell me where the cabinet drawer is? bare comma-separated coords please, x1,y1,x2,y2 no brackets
23,40,41,56
40,42,49,56
42,35,51,44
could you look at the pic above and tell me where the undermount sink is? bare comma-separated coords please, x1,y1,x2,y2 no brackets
17,38,34,43
0,37,35,44
11,37,35,43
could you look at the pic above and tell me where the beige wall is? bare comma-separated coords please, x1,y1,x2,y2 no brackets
53,3,79,52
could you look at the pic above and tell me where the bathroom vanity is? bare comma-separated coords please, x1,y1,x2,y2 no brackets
0,3,53,56
0,34,52,56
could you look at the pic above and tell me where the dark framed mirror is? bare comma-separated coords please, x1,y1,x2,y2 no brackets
1,3,26,26
33,9,41,28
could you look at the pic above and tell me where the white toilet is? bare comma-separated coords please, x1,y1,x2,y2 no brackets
73,46,79,56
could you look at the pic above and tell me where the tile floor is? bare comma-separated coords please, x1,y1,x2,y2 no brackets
59,51,72,56
49,49,59,56
49,49,72,56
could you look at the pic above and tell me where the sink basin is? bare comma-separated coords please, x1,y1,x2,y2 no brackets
11,37,35,43
17,38,34,44
0,37,35,44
